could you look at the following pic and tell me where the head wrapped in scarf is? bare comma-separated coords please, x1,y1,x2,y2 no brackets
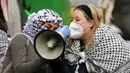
22,9,63,40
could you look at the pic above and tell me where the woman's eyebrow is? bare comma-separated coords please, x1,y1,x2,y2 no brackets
75,16,80,19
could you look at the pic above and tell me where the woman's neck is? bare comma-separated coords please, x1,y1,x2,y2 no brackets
81,29,92,46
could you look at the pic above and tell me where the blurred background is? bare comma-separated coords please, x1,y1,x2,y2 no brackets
0,0,130,41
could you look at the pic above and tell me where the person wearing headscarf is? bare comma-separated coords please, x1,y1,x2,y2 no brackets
0,19,9,71
2,9,63,73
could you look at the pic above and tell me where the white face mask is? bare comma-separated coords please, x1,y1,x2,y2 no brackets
69,22,84,39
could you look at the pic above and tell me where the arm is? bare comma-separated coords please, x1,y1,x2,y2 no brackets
10,34,47,73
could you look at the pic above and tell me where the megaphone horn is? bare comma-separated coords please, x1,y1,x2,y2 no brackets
34,26,70,60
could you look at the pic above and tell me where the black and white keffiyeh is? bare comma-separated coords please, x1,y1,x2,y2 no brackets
65,24,130,73
0,30,8,69
22,9,62,40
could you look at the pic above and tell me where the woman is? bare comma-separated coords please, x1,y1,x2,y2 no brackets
2,9,63,73
50,4,130,73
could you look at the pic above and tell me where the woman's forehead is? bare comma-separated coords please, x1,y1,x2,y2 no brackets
72,9,85,18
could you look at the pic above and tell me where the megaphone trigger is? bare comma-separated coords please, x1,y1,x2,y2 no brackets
56,25,70,40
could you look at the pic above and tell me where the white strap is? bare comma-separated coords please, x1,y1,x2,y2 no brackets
3,62,12,73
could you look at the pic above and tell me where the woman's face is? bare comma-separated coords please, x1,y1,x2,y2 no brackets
43,22,59,30
71,9,91,31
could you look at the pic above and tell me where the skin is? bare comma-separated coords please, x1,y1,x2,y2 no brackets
71,9,94,40
43,22,59,30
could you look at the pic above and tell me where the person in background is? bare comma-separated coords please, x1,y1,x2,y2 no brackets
0,19,9,71
0,5,9,71
2,9,63,73
50,4,130,73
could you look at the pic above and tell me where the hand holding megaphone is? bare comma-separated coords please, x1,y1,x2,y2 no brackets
46,25,70,49
56,25,70,40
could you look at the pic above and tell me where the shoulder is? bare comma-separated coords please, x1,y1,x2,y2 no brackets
0,29,8,40
96,24,111,33
11,33,28,42
94,24,126,46
9,33,31,48
95,24,121,38
101,24,123,40
94,24,111,42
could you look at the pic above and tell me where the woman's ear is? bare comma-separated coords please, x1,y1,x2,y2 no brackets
88,20,94,27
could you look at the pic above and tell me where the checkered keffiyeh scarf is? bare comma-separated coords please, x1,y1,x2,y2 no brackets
22,9,62,40
0,30,8,69
65,24,130,73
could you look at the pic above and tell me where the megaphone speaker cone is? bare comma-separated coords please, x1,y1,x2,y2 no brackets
34,30,65,60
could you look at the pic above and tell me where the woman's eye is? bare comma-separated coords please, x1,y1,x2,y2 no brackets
76,19,80,21
45,24,52,29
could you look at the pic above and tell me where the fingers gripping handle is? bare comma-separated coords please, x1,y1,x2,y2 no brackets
56,25,70,40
